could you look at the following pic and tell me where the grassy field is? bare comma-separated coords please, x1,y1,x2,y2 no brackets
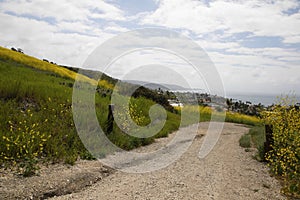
177,105,262,126
0,47,183,175
0,53,89,175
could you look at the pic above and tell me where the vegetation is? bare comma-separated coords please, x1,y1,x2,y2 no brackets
239,134,252,148
0,46,264,178
0,47,180,175
0,55,90,175
239,126,266,160
225,112,262,126
226,98,265,116
0,47,100,86
238,96,300,198
3,46,296,198
261,97,300,198
179,105,262,126
118,84,175,113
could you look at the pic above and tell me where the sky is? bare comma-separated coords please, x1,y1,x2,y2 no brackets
0,0,300,96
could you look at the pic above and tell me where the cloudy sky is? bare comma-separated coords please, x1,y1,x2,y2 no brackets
0,0,300,96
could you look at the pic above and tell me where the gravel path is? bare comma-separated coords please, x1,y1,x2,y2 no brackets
52,122,286,200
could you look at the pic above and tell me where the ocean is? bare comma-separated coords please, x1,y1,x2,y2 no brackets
226,93,300,106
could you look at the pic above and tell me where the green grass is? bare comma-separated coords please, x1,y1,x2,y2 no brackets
239,126,266,161
0,47,183,175
0,49,112,175
0,58,89,169
177,105,262,126
248,126,266,148
239,134,252,148
0,47,90,82
0,46,113,89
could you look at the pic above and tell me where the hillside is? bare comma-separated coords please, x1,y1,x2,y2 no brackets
0,46,181,176
0,46,261,178
0,47,90,83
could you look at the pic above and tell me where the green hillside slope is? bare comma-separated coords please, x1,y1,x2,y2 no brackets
0,46,114,89
0,46,181,176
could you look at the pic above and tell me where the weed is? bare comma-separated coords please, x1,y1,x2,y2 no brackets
239,134,251,148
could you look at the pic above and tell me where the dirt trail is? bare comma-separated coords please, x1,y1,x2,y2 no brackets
0,160,112,199
51,122,286,200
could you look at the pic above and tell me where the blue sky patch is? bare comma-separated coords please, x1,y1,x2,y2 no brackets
112,0,158,15
241,36,284,48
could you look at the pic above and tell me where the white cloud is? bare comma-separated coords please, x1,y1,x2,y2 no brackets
208,50,300,95
57,21,96,34
284,35,300,44
223,46,300,64
0,0,125,22
141,0,300,43
0,12,55,45
197,40,240,50
141,0,222,35
0,12,115,66
139,0,300,94
0,0,299,95
0,0,131,66
104,22,130,33
105,50,208,90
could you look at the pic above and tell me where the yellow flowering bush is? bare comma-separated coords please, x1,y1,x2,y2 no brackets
0,95,94,175
0,109,49,176
114,102,149,132
261,97,300,197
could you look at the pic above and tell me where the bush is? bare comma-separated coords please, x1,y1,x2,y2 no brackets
0,109,49,175
225,112,262,126
239,134,251,148
261,97,300,197
239,126,266,161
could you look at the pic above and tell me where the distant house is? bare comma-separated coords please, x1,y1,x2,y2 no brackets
168,99,184,107
170,102,184,107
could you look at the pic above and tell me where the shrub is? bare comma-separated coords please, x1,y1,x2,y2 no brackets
239,126,266,161
225,112,262,126
0,109,49,176
261,97,300,197
239,134,251,148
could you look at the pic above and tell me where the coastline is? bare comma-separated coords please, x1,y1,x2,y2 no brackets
226,93,300,106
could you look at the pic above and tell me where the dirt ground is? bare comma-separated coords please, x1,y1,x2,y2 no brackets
0,122,286,200
0,160,113,199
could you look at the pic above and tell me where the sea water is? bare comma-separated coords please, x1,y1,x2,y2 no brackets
226,93,300,106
